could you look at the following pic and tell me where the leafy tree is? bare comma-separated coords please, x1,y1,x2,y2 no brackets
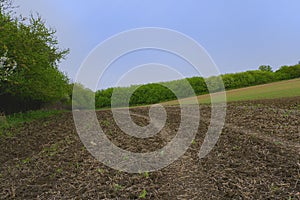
259,65,272,72
0,2,70,113
275,64,300,80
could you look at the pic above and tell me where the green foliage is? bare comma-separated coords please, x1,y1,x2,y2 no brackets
138,189,147,198
72,83,95,109
95,64,300,108
0,3,70,113
221,70,275,89
259,65,272,72
129,83,176,105
275,64,300,80
0,109,64,137
206,76,225,92
114,184,123,191
95,87,113,108
97,168,105,174
187,76,208,94
21,157,31,164
143,171,149,178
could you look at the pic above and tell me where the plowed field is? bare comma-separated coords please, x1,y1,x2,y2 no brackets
1,97,299,199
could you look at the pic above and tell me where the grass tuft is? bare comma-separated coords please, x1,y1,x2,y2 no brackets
0,110,65,137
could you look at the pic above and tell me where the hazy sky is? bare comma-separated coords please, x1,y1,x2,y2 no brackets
14,0,300,89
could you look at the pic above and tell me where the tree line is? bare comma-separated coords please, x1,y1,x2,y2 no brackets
94,64,300,108
1,1,300,113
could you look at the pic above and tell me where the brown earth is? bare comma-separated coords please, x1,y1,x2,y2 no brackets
0,97,299,199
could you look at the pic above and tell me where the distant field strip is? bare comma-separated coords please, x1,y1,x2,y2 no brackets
164,78,300,105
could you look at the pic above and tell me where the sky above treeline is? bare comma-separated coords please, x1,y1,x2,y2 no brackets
14,0,300,89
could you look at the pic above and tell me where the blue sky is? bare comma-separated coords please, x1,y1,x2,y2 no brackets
14,0,300,89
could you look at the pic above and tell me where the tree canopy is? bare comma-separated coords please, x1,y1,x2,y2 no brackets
0,1,70,113
259,65,272,72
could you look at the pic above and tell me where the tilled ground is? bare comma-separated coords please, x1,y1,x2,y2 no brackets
0,97,299,199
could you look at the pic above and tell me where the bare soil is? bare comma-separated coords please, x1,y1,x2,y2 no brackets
0,97,299,199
